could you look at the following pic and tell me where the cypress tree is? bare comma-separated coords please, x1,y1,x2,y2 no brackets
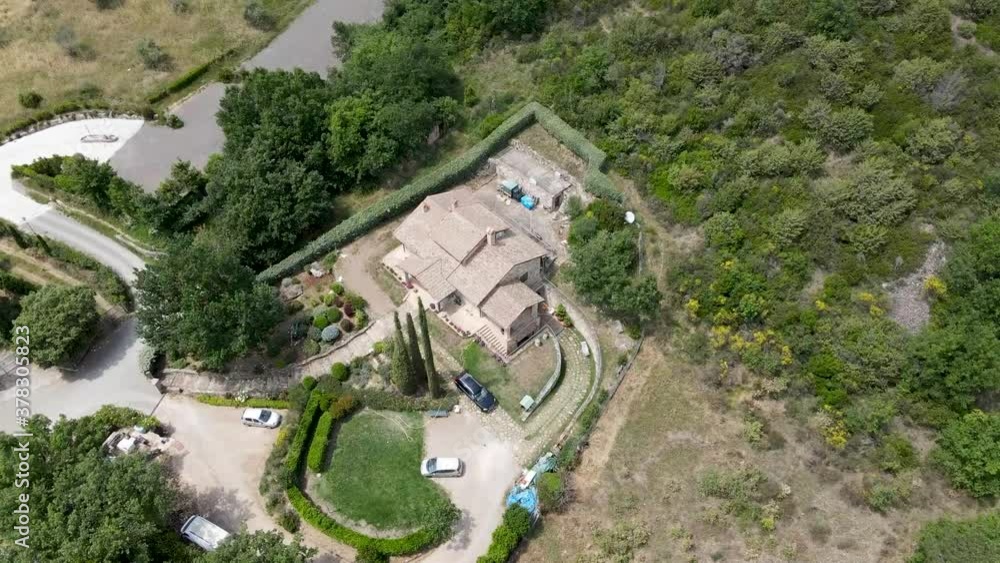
405,312,427,387
391,312,416,395
417,298,441,397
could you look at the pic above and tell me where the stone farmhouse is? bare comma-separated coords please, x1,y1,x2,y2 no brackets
384,187,552,356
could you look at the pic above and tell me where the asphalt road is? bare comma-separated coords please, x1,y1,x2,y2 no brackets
111,0,385,192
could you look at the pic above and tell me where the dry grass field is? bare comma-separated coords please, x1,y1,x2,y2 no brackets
0,0,305,128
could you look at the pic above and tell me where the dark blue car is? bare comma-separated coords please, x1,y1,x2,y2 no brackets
454,372,497,412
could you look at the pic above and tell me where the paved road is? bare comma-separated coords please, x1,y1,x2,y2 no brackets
0,118,161,432
111,0,385,192
0,318,162,433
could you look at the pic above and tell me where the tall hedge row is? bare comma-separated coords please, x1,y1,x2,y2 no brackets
306,411,334,473
287,486,436,555
258,102,622,283
283,391,322,483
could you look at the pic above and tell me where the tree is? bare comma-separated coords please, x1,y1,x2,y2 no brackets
567,229,661,322
417,298,441,397
134,236,282,370
809,0,859,40
405,312,427,389
933,411,1000,498
391,312,417,394
0,407,185,563
13,285,98,367
197,530,315,562
145,160,210,234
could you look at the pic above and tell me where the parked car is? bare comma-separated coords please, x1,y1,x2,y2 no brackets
454,372,497,412
180,515,230,551
241,408,282,428
421,457,465,478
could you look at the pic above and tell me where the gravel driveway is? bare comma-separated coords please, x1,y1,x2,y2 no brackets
421,407,520,563
153,395,280,535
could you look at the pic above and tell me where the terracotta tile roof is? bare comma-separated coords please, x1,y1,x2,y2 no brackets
393,188,548,309
481,282,544,328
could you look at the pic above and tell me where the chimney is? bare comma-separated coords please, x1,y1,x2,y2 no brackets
486,227,495,246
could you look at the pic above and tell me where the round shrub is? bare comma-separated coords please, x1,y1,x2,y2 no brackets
18,91,43,109
340,318,354,333
326,307,342,323
276,508,300,532
244,0,275,30
307,326,322,342
356,310,369,328
343,301,355,317
302,376,318,391
303,339,320,357
321,325,342,343
331,282,345,295
330,362,350,382
313,315,330,329
333,295,344,308
322,293,335,305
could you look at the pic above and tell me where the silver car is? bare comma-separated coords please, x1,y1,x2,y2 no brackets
421,457,465,477
241,408,282,428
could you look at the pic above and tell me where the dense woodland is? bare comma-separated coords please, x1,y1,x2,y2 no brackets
4,0,1000,559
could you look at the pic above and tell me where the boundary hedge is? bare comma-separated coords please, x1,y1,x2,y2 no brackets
287,486,436,555
195,395,290,409
1,102,155,144
146,48,238,104
477,505,533,563
258,102,622,283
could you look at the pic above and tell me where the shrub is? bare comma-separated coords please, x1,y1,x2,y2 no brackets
163,114,183,129
91,0,121,8
876,433,919,474
355,389,456,412
302,376,318,391
170,0,191,14
331,282,345,295
910,511,1000,563
244,0,275,30
343,301,355,317
326,307,343,324
957,21,977,39
303,339,320,356
329,394,359,419
258,103,621,283
356,545,389,563
356,310,369,328
477,505,532,563
538,472,567,512
137,39,170,71
313,315,330,329
933,410,1000,498
330,362,350,382
277,508,300,532
18,91,43,109
340,318,355,333
54,25,94,60
307,412,334,472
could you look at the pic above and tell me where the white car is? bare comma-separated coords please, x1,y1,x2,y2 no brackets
180,515,230,551
241,408,282,428
421,457,465,478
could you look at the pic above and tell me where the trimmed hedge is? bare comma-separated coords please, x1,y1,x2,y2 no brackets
258,102,621,283
306,411,334,473
476,505,532,563
287,486,437,555
195,395,290,409
146,48,237,104
284,392,322,483
355,389,457,412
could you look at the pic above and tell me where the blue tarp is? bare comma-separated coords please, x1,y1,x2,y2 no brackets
520,195,536,210
506,486,538,515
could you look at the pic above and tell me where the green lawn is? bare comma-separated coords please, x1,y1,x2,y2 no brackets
461,341,527,419
316,410,449,531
